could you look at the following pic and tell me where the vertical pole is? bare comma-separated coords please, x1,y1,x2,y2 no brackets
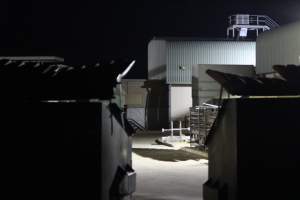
171,121,173,137
179,121,182,137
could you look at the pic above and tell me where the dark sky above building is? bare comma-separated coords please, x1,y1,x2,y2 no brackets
0,0,300,78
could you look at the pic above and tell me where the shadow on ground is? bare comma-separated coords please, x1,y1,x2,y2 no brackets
133,148,206,162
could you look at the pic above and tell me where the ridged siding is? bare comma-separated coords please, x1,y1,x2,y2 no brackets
148,40,167,79
256,21,300,74
166,41,256,84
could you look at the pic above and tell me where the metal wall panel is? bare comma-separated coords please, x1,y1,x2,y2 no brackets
121,79,147,107
256,21,300,74
193,64,255,105
166,41,256,84
148,39,167,79
169,86,192,121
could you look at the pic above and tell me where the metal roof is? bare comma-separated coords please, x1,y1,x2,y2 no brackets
151,36,255,42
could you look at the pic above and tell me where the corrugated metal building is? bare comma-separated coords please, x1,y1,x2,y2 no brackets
147,38,256,126
148,38,256,83
256,21,300,74
166,40,256,84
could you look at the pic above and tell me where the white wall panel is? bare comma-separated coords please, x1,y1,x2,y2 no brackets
170,86,192,121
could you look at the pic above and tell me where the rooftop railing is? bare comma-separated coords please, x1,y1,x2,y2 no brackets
227,14,279,38
228,14,279,29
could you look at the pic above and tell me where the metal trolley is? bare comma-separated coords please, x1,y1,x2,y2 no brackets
189,104,219,149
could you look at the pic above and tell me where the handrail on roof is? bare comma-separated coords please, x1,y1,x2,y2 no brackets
227,14,279,38
228,14,279,29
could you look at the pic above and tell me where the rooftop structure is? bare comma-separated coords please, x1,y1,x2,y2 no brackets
227,14,279,38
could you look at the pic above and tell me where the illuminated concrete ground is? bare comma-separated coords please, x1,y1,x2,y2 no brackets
132,132,208,200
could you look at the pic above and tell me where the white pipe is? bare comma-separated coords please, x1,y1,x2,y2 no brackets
171,121,173,137
179,121,182,136
162,128,190,132
161,120,191,135
202,103,219,108
116,60,136,83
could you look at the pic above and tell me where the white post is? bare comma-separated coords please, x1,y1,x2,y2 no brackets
170,121,173,137
179,121,182,137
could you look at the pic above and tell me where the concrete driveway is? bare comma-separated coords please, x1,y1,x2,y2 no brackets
132,132,208,200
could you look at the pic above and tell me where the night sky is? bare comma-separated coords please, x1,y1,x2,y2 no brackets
0,0,300,78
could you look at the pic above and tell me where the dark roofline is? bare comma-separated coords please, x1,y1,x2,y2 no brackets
151,36,256,42
0,56,64,62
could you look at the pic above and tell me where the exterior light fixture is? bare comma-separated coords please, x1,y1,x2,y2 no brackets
179,65,186,70
239,28,248,37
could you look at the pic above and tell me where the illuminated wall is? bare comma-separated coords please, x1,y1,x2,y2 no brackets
169,85,192,121
256,21,300,74
148,38,256,128
121,79,147,127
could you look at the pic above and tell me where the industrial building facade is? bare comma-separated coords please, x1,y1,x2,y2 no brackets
147,38,256,127
204,21,300,200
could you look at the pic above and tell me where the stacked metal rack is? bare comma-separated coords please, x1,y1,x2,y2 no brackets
189,104,219,148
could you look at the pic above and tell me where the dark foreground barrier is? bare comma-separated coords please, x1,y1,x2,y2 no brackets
1,58,136,200
204,65,300,200
203,98,300,200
